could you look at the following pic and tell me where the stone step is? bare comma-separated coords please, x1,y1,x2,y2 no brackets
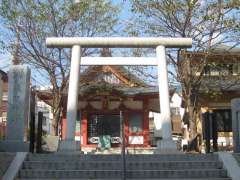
18,169,228,179
16,178,232,180
22,161,223,170
26,154,219,162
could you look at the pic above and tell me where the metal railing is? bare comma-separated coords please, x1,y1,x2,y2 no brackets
120,111,126,180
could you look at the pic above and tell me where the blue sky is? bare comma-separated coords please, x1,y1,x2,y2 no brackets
0,22,11,71
113,0,131,19
0,0,132,71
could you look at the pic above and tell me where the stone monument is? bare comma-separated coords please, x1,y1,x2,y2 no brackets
0,73,2,117
0,65,30,152
231,98,240,153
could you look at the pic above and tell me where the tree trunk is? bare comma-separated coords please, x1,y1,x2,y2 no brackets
186,93,199,152
51,108,61,136
51,117,58,136
189,105,197,140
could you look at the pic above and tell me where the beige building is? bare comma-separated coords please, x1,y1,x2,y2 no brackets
182,45,240,151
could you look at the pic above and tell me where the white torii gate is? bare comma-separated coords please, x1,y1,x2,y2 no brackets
46,37,192,152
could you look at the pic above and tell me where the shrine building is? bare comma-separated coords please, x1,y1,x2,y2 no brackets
63,65,160,149
38,64,177,151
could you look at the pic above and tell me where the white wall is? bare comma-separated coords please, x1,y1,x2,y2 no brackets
35,86,53,134
36,100,52,134
170,93,185,119
149,92,184,138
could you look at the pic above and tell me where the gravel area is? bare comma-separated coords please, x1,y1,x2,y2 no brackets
0,152,15,179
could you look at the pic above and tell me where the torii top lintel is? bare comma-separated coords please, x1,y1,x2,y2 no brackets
46,37,192,48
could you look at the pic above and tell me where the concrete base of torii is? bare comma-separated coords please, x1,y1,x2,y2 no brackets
58,140,80,152
154,139,179,154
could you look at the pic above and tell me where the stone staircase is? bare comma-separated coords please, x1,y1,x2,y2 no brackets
16,153,231,179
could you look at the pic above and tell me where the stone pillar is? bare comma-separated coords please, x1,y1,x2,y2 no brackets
231,98,240,153
155,45,176,153
0,65,30,152
58,45,81,151
7,66,30,140
0,74,2,117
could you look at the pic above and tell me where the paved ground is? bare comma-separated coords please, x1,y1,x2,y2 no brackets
233,153,240,166
0,152,15,179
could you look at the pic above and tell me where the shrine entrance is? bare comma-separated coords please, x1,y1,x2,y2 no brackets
87,114,120,145
46,37,192,152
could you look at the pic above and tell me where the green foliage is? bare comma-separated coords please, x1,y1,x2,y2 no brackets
0,0,119,82
128,0,240,137
129,0,239,49
129,0,240,91
0,0,119,39
0,0,120,135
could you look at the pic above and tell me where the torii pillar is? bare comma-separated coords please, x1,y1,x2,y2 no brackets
155,46,176,153
58,45,81,151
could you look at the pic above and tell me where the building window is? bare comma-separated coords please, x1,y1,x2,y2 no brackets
220,64,233,76
42,116,46,126
2,92,8,101
76,112,81,131
213,109,232,132
103,72,120,84
203,65,211,76
203,63,240,76
233,63,240,75
171,107,180,115
87,114,120,143
96,72,120,84
128,112,143,133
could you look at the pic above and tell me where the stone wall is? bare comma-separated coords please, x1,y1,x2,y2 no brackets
0,153,15,179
